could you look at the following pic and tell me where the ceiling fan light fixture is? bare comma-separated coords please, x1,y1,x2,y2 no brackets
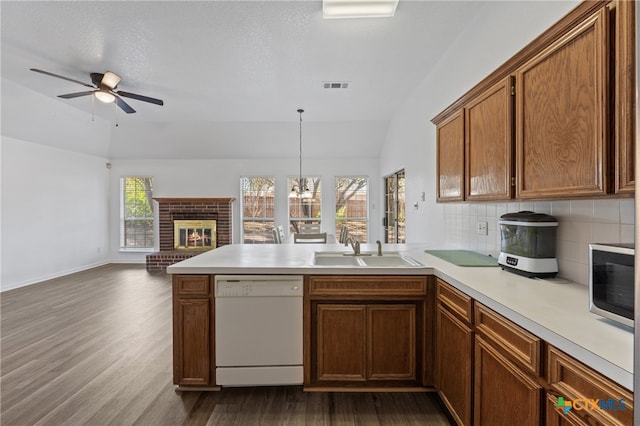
101,71,121,90
94,90,116,104
323,0,399,19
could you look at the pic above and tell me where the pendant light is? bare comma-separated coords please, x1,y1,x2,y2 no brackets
290,108,312,199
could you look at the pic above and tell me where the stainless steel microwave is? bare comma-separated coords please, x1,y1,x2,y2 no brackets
589,243,634,327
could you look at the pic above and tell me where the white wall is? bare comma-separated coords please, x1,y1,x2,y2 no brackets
1,137,111,291
108,157,380,262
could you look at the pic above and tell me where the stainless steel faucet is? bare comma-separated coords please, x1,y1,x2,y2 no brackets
376,240,383,256
345,236,360,255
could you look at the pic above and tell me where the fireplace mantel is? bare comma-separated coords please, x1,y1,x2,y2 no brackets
146,197,235,271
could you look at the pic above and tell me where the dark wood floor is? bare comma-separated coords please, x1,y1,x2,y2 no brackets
1,264,454,425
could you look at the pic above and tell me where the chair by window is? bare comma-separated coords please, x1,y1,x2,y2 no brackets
293,232,327,244
299,223,321,233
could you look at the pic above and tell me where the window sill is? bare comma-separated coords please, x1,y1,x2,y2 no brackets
119,248,155,253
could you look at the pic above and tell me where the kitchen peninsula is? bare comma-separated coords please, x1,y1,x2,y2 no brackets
167,243,633,425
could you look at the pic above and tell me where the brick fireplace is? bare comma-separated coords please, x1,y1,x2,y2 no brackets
146,197,234,272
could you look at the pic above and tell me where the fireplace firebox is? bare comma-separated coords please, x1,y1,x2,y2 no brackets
174,220,216,250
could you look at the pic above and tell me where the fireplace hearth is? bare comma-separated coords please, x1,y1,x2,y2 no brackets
146,198,234,271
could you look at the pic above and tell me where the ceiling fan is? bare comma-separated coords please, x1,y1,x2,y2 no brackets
30,68,164,114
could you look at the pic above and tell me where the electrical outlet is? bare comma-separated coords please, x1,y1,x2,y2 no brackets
477,221,488,236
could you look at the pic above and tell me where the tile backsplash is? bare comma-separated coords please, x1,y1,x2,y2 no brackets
443,199,635,286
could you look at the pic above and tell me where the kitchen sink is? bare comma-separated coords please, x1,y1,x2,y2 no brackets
312,254,362,266
311,251,424,267
360,255,423,267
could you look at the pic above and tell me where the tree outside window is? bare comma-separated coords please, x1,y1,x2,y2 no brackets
288,177,321,234
335,177,368,242
121,177,154,249
241,177,275,243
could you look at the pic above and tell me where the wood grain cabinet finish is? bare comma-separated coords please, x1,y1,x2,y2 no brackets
612,0,636,194
547,345,633,426
465,76,514,201
473,303,543,425
436,110,465,202
172,275,215,387
434,279,473,426
515,8,609,199
546,394,592,426
474,335,543,426
305,275,430,389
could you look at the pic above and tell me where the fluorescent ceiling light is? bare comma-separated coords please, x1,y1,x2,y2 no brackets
323,0,399,19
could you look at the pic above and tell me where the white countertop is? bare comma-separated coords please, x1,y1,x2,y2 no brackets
167,243,633,391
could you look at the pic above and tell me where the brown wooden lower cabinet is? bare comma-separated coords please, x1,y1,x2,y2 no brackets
434,279,473,426
172,274,215,387
434,279,634,426
474,335,543,425
314,302,418,385
547,345,633,426
305,275,430,389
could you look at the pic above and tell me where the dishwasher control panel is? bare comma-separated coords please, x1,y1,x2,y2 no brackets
215,275,304,297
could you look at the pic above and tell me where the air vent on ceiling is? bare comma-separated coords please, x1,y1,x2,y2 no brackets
323,81,349,89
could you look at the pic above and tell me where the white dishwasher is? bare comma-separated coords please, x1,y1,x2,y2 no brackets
214,275,303,386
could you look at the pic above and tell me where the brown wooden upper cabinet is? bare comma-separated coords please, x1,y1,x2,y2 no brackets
436,109,465,202
465,76,514,201
613,0,636,194
432,0,635,202
516,8,609,199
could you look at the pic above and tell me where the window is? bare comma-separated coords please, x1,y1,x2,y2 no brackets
120,177,154,249
384,170,405,243
241,177,275,243
335,177,368,242
288,177,321,234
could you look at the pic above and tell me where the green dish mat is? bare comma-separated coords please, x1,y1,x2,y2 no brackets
425,250,499,267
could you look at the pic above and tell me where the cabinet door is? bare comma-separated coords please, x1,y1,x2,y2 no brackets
546,394,591,426
173,297,212,386
367,304,416,381
436,110,465,201
515,8,609,199
474,336,543,426
613,0,635,194
465,76,514,201
435,305,473,426
316,304,367,382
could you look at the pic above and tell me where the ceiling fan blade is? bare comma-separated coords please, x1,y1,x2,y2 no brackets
116,91,164,106
30,68,95,88
115,96,136,114
58,91,95,99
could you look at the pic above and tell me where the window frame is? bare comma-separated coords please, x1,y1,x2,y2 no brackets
119,176,155,252
240,176,276,244
335,176,369,243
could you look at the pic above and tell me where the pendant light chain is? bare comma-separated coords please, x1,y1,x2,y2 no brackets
298,108,304,193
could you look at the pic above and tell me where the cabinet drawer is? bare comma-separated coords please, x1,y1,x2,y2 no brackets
436,278,473,324
547,345,633,426
474,303,541,375
308,276,428,297
174,275,211,296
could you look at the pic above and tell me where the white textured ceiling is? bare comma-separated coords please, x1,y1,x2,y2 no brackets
1,0,485,158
